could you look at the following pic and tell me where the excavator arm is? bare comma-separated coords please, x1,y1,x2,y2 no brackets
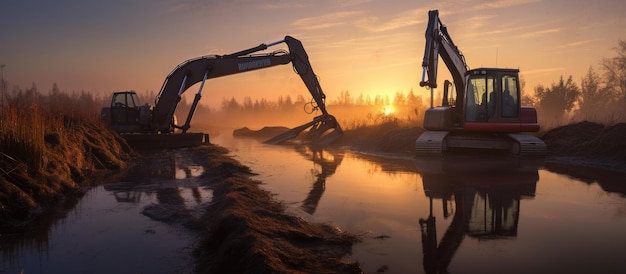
151,36,342,146
420,10,469,108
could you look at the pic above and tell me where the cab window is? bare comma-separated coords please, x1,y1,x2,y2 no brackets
501,75,519,117
466,75,494,122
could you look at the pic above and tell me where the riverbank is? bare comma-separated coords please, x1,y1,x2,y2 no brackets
1,122,362,273
0,121,133,227
185,145,361,273
334,121,626,174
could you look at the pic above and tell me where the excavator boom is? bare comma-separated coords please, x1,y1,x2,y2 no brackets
148,36,341,146
420,10,468,106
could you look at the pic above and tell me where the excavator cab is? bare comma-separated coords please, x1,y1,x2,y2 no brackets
464,69,521,125
108,91,141,132
102,91,153,133
462,68,540,132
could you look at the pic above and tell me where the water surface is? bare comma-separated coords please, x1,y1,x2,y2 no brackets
2,134,624,274
212,133,626,274
1,150,211,274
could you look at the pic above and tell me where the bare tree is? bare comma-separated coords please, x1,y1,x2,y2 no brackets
601,40,626,105
576,66,614,120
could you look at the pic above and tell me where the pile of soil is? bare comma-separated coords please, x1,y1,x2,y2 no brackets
233,126,290,139
187,145,361,273
0,121,133,226
335,122,425,154
540,121,626,173
542,121,626,158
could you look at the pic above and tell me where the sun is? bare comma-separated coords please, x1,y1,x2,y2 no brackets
382,105,396,116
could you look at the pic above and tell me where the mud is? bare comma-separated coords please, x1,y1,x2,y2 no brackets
178,145,361,273
233,126,290,139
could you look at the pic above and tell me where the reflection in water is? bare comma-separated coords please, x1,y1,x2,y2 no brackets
545,162,626,196
417,156,540,274
1,150,209,273
204,134,626,273
103,151,209,205
294,145,344,215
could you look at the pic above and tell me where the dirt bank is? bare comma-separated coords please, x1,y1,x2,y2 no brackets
541,121,626,172
184,145,361,273
329,121,626,173
0,121,133,227
1,121,362,273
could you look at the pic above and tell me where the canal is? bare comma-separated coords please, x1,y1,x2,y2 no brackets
213,133,626,274
2,131,625,273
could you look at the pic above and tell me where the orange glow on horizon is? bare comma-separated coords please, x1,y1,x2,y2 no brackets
383,105,396,116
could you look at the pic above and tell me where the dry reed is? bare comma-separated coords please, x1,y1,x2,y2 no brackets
0,105,45,169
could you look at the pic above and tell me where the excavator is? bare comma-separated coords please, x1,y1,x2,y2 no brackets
101,36,342,148
415,10,546,156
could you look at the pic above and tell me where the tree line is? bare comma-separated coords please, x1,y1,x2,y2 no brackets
528,40,626,125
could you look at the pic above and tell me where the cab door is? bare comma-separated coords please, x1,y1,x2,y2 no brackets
110,92,140,131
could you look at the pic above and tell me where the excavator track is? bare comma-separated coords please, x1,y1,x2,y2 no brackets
415,131,449,156
416,131,546,157
507,133,546,156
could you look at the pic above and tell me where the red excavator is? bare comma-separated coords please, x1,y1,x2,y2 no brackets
101,36,342,148
415,10,546,156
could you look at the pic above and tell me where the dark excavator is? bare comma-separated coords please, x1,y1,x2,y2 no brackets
101,36,342,148
415,10,546,156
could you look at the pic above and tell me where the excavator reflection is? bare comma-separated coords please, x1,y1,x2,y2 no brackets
417,156,541,273
103,152,209,210
292,145,344,215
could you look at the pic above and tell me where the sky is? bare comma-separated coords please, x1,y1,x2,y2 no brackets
0,0,624,110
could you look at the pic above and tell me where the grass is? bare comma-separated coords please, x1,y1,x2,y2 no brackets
0,87,107,171
0,105,46,170
0,86,131,225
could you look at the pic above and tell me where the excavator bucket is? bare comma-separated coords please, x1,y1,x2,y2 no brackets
264,114,343,147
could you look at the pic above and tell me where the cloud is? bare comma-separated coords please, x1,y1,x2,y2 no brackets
336,0,373,7
522,67,565,75
352,8,428,32
462,14,499,28
291,11,364,30
517,28,560,38
259,0,307,9
552,39,598,49
291,6,429,33
470,0,543,11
